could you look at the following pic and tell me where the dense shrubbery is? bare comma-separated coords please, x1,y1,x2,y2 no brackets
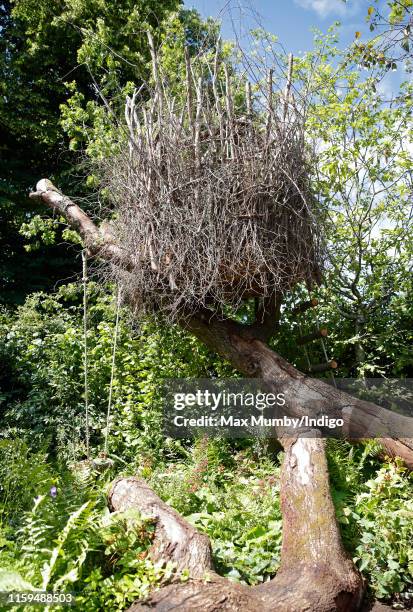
0,286,413,608
0,284,233,463
0,464,168,611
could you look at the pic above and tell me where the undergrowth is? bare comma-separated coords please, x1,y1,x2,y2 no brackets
1,438,413,610
1,293,412,609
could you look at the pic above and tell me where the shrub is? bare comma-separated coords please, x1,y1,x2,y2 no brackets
151,440,282,585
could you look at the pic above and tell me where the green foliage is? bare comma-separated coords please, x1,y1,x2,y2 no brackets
0,440,53,527
270,29,413,378
352,458,413,598
327,441,413,600
0,0,184,304
0,478,167,611
0,284,231,461
386,0,412,25
151,440,282,585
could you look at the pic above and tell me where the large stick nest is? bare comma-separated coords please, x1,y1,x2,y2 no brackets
103,36,323,319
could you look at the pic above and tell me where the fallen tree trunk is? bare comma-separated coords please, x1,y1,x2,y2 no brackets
186,313,413,468
109,477,213,579
109,436,363,611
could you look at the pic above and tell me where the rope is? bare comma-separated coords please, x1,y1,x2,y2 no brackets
298,320,312,371
82,250,90,460
104,285,122,456
311,293,338,389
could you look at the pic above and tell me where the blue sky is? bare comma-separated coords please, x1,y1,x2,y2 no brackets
183,0,368,55
183,1,406,96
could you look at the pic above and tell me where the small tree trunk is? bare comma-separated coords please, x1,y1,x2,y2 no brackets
257,436,363,611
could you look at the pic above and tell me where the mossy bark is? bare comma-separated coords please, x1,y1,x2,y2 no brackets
109,438,364,611
257,436,363,611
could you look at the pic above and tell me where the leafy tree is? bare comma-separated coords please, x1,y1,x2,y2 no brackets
350,0,412,70
0,0,182,304
272,28,413,377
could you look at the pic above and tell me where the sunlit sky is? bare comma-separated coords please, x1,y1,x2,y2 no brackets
183,0,405,96
184,0,365,53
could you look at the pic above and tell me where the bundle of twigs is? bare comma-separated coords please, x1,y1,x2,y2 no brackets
103,34,323,318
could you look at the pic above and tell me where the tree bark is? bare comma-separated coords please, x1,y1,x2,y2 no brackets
256,436,363,611
109,477,213,579
109,436,363,611
30,180,413,610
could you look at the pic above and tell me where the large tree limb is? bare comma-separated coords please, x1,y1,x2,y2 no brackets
185,310,413,468
29,179,413,468
29,179,136,270
109,477,213,579
109,436,363,611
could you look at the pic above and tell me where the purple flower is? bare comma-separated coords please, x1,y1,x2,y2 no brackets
50,486,57,498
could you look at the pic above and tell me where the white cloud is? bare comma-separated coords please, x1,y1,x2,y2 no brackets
294,0,348,19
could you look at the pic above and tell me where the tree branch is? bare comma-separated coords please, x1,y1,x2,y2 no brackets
109,477,213,579
31,180,413,468
29,179,136,271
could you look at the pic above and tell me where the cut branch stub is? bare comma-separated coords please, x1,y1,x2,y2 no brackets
308,359,338,373
291,297,319,317
296,327,328,345
29,180,136,271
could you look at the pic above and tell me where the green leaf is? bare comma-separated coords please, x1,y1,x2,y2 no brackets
0,570,37,591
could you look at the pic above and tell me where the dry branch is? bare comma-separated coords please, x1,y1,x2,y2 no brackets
29,180,135,271
99,42,323,320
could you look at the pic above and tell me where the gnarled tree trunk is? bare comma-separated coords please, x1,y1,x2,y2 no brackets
30,180,413,610
109,436,363,611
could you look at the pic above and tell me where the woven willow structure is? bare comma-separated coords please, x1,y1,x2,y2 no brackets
103,35,323,318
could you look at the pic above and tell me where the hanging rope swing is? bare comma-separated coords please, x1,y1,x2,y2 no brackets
82,250,91,461
80,249,120,473
103,282,122,457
